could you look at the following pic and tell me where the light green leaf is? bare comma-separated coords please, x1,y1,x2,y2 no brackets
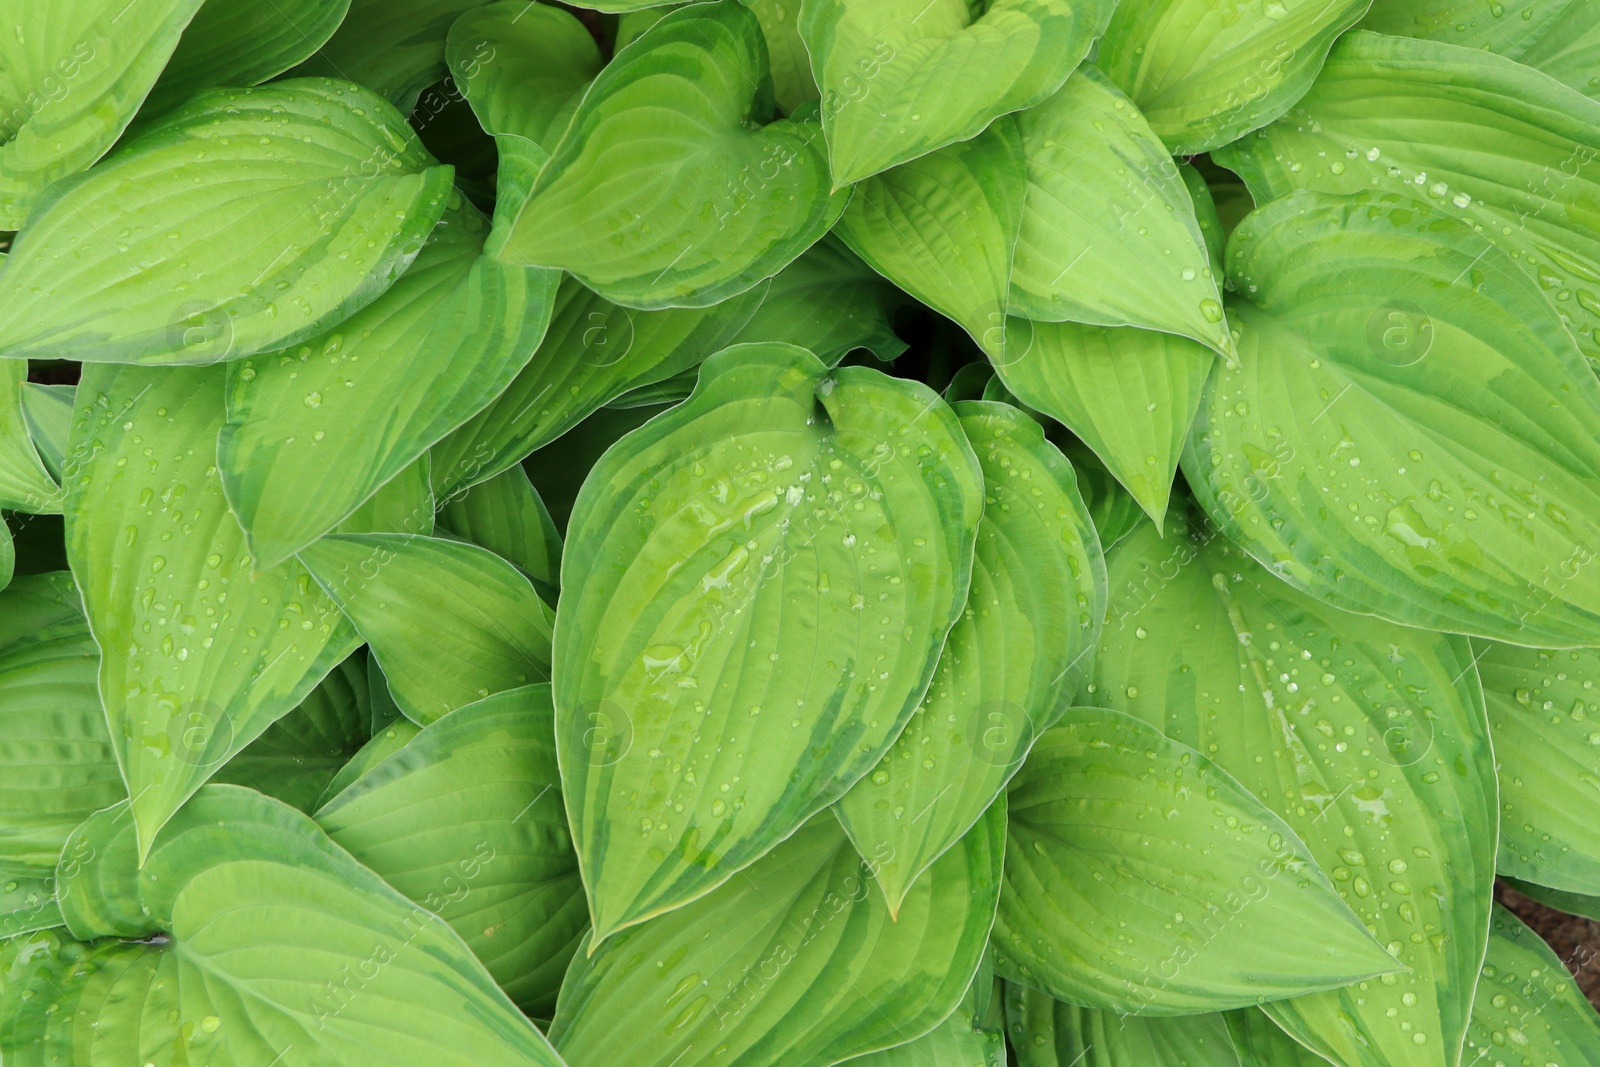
800,0,1113,185
1464,905,1600,1067
995,319,1214,528
319,716,421,806
64,365,359,859
0,360,60,514
749,0,819,113
549,804,1003,1066
446,0,601,147
1004,981,1244,1066
219,196,559,567
835,119,1025,360
1224,1009,1330,1066
995,705,1397,1014
505,1,845,309
18,382,74,485
1360,0,1600,102
143,0,354,118
852,1003,1004,1066
11,785,565,1066
332,453,436,538
1182,162,1228,280
0,0,205,228
290,0,497,110
437,463,563,599
430,275,766,500
1213,31,1600,360
0,575,121,877
298,532,554,725
0,80,453,365
1009,68,1232,359
0,874,61,939
834,400,1104,913
1185,190,1600,647
1094,523,1497,1067
1095,0,1371,155
727,236,910,363
317,684,586,1017
211,653,371,813
556,342,983,941
1478,642,1600,894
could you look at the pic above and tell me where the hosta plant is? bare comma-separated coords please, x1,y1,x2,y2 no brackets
2,0,1600,1065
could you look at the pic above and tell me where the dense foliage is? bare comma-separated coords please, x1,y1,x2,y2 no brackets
2,0,1600,1064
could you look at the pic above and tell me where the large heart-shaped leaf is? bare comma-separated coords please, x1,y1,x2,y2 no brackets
1214,31,1600,360
503,1,845,309
7,785,566,1067
429,275,767,500
556,341,982,941
1464,906,1600,1067
0,574,121,881
799,0,1113,185
211,652,371,813
1360,0,1600,101
64,364,359,859
549,804,1002,1067
290,0,498,110
1185,190,1600,646
143,0,354,118
1008,68,1232,359
994,319,1214,528
0,0,205,228
298,532,554,725
317,684,586,1016
437,464,563,599
1477,642,1600,894
834,400,1104,913
834,119,1026,360
219,194,560,568
0,360,60,514
0,80,453,365
1003,982,1244,1066
446,0,601,147
996,705,1397,1014
1094,522,1497,1067
1095,0,1372,156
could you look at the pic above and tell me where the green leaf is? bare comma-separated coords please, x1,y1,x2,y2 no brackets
749,0,819,114
0,0,206,228
64,365,359,859
0,80,454,365
835,119,1025,360
726,236,909,363
0,361,60,514
995,319,1214,528
556,342,983,940
446,0,602,147
549,804,1003,1066
1064,442,1154,554
1095,0,1371,156
1213,31,1600,361
996,705,1397,1014
799,0,1113,185
1185,190,1600,647
504,1,845,309
298,532,554,725
317,684,586,1017
1504,878,1600,922
529,401,671,530
219,197,559,567
1182,162,1228,280
851,1002,1004,1066
429,275,766,500
211,653,371,813
366,649,404,732
1464,905,1600,1067
332,453,436,538
319,716,422,806
436,463,563,600
1477,642,1600,894
0,575,121,877
1009,68,1232,359
1359,0,1600,102
18,383,74,485
291,0,498,110
0,874,61,939
143,0,354,118
1224,1009,1330,1066
0,521,11,591
1094,523,1497,1067
1004,981,1244,1066
834,400,1104,913
10,786,565,1066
